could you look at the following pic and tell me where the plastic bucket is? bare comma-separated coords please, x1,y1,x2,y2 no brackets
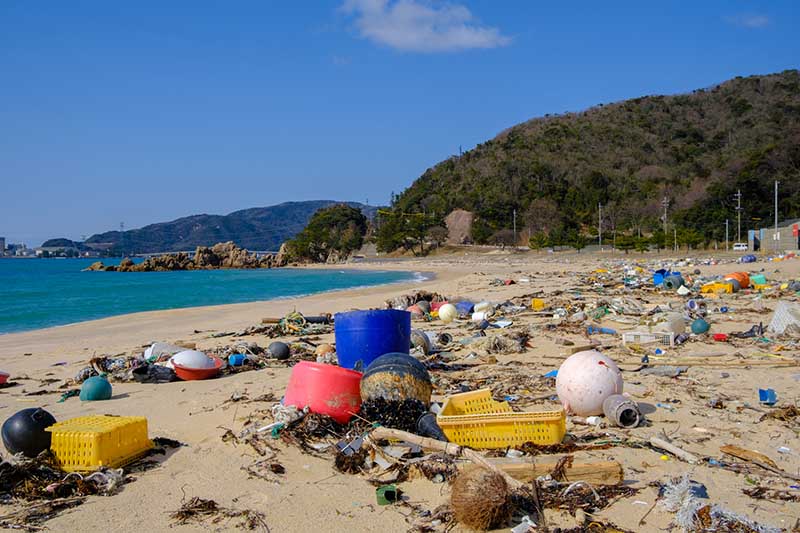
283,361,362,423
662,274,684,290
724,272,750,289
653,269,669,286
334,309,411,370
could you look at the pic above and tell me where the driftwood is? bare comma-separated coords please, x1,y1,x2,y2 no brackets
650,436,700,464
721,444,800,482
370,426,522,489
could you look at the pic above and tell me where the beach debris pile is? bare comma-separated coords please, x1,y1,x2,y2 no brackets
4,252,800,530
0,438,181,529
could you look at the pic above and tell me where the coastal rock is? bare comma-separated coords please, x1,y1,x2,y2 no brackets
83,261,106,271
117,258,135,272
274,243,290,267
85,242,274,272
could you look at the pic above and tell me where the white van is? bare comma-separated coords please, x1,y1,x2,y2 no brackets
733,243,748,251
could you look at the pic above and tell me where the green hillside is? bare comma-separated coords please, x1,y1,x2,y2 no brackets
388,70,800,248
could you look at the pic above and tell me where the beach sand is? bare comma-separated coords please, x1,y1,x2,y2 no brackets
0,250,798,532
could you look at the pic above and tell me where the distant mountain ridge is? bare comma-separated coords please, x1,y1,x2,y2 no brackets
66,201,377,253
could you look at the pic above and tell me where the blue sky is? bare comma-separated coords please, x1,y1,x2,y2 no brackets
1,1,798,246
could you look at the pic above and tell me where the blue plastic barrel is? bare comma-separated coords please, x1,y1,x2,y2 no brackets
334,309,411,370
454,301,474,317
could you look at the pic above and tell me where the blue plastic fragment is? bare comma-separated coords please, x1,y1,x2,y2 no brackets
758,388,777,405
543,370,558,378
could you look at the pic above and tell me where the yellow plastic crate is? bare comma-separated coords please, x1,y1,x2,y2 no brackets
47,415,153,472
701,282,733,294
531,298,546,311
437,389,565,449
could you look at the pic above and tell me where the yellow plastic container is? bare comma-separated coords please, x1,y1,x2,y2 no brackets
531,298,546,311
437,389,565,449
752,283,770,291
47,415,153,472
700,282,733,294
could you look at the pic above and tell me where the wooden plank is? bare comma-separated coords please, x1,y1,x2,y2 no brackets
464,456,623,486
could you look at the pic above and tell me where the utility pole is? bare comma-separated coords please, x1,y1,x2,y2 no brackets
661,197,669,251
774,180,779,253
734,189,742,242
512,209,517,247
598,203,602,249
724,219,729,251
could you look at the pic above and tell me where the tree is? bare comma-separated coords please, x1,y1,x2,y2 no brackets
634,237,650,253
567,230,587,252
616,234,636,254
374,209,439,256
287,204,368,262
426,226,448,249
491,229,516,248
529,231,550,251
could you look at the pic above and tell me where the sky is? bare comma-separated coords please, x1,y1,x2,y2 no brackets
1,1,798,246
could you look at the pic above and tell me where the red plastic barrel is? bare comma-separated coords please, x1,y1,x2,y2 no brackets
430,301,448,312
283,362,362,423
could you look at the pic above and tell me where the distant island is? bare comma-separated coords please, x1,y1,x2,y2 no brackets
43,200,376,256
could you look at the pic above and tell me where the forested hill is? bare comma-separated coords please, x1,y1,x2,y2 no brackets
391,70,800,245
82,201,377,253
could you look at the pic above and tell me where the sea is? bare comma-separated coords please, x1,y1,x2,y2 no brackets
0,258,420,335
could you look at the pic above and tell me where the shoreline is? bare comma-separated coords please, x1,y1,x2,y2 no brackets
0,265,433,338
0,263,460,363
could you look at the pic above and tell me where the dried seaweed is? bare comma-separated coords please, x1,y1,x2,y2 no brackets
549,455,574,482
554,522,636,533
538,483,638,513
411,453,458,482
518,441,612,456
0,496,85,530
170,496,269,531
334,448,368,474
743,486,800,502
361,398,426,433
759,404,799,423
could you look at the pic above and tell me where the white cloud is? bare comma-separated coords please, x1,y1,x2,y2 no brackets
725,14,770,28
340,0,510,53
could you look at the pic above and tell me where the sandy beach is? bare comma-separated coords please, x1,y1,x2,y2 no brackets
0,250,798,532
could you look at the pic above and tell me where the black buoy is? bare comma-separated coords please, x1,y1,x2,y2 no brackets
268,341,291,360
360,352,432,404
2,408,57,457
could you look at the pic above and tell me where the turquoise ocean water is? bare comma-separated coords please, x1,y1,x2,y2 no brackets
0,259,417,334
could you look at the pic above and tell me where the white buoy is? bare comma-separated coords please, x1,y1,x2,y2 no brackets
172,350,215,369
556,350,623,416
438,303,457,324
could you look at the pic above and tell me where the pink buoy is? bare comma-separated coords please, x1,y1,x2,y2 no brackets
556,350,623,416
